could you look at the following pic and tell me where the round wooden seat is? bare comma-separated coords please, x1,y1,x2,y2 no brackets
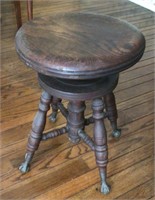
15,12,145,79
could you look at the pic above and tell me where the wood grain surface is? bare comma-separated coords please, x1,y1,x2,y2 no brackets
15,12,145,79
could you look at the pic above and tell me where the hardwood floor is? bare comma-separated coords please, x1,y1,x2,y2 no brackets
1,0,154,199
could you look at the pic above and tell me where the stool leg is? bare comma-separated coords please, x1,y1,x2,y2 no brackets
49,97,61,122
104,92,121,138
27,0,33,20
92,98,110,194
67,101,85,144
14,1,22,29
19,91,52,173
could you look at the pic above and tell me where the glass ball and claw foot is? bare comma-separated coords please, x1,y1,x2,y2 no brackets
48,97,61,122
112,129,121,138
48,111,57,122
100,169,111,194
103,93,122,139
19,153,31,173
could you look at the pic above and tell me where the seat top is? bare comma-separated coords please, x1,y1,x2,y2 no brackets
15,12,145,79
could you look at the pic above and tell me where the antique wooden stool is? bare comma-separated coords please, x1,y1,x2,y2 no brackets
15,13,145,194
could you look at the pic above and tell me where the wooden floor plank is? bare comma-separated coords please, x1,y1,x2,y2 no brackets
116,179,154,200
35,155,154,200
35,147,153,199
1,159,90,199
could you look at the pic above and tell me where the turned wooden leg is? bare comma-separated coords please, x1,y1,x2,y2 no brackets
27,0,33,20
92,98,110,194
67,101,85,144
14,1,22,29
19,91,52,173
49,97,61,122
104,92,121,138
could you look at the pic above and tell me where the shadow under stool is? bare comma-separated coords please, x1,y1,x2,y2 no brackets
15,13,145,194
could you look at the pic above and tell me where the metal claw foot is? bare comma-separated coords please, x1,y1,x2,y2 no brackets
101,182,111,194
49,112,57,122
99,169,110,195
19,162,30,173
112,129,121,138
19,152,33,173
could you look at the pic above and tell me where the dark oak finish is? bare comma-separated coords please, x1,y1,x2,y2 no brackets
14,10,146,196
19,91,52,173
104,92,121,138
67,101,85,144
38,73,119,100
14,0,33,29
14,1,22,29
49,97,61,122
27,0,33,20
92,98,110,194
15,13,145,79
1,0,154,199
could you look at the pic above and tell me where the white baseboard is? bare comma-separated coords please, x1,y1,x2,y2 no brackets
129,0,155,12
